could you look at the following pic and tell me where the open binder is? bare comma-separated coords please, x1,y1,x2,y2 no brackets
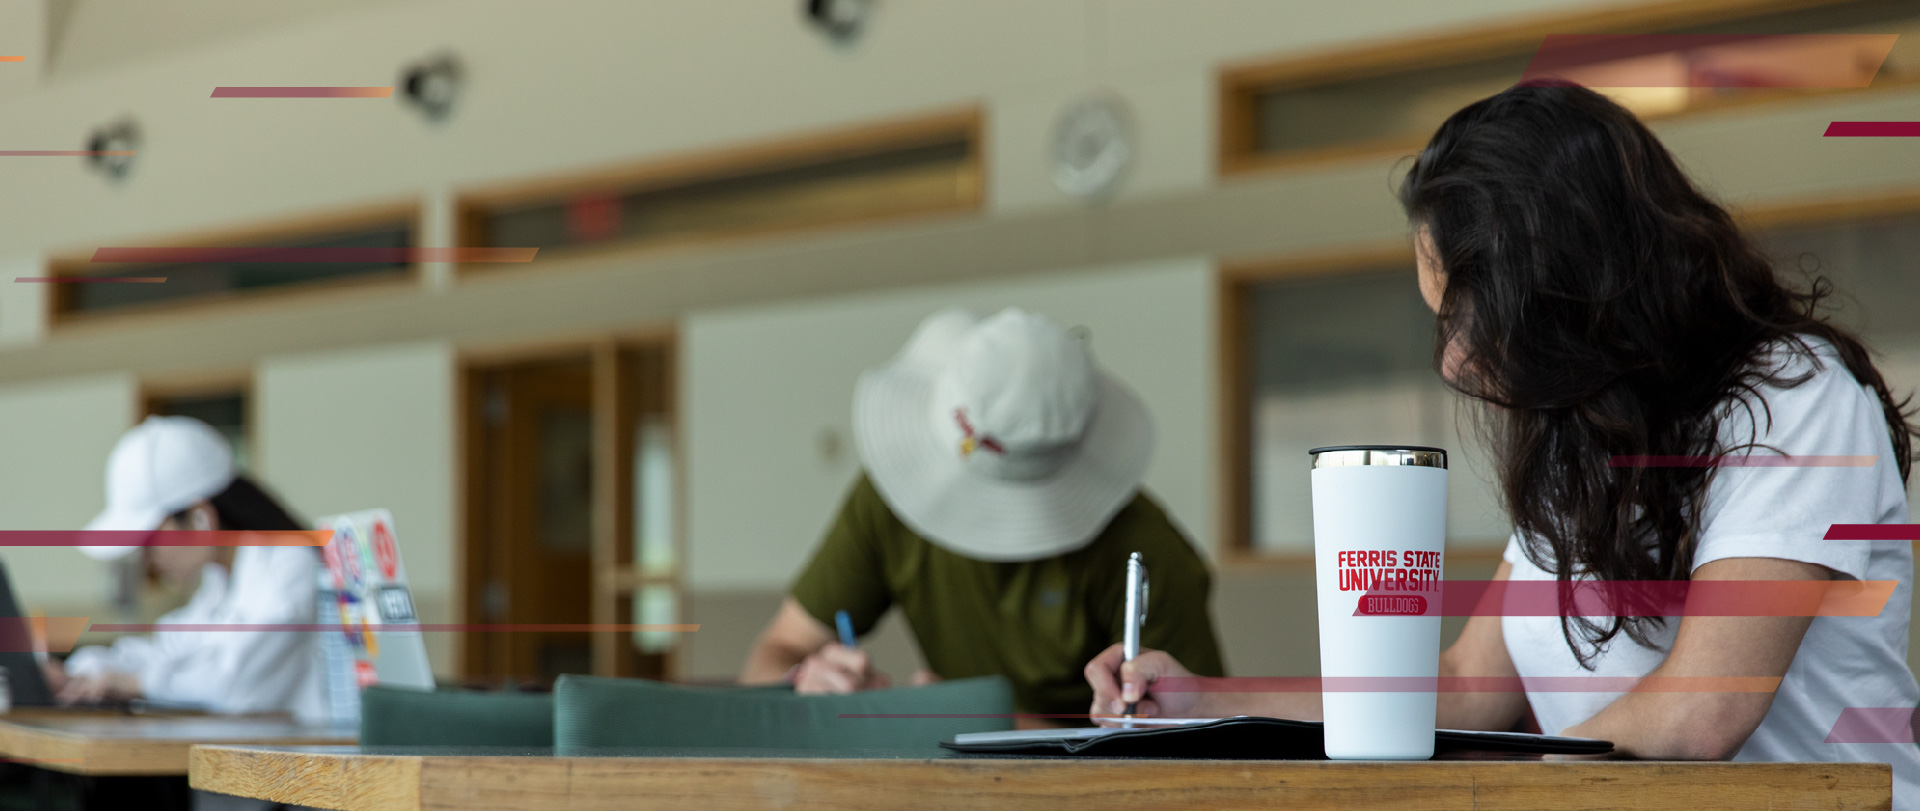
941,717,1613,758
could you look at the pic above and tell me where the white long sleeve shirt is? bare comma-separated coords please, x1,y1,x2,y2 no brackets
65,545,325,718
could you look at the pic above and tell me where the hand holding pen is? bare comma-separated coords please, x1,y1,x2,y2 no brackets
1083,644,1205,725
791,609,892,694
1083,551,1209,725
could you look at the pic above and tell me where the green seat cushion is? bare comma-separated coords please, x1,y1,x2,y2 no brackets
553,675,1014,756
360,685,554,747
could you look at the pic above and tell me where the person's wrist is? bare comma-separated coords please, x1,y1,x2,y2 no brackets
1183,689,1217,719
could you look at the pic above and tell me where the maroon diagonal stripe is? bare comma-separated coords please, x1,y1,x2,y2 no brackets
86,623,700,632
1153,676,1779,693
91,247,537,263
1343,579,1892,617
210,87,391,98
14,277,166,283
0,150,138,156
0,530,329,547
1824,525,1920,540
1824,122,1920,137
1608,454,1874,467
1824,707,1920,743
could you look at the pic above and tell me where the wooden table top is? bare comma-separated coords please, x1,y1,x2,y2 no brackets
0,708,354,776
189,745,1893,811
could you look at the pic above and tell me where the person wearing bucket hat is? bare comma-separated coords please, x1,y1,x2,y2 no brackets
741,307,1224,720
44,415,326,718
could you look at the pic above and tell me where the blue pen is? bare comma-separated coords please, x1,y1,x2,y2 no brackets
835,610,858,648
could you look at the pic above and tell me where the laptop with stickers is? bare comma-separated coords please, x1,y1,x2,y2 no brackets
317,509,435,692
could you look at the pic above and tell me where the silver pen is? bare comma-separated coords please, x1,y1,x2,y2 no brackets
1121,551,1149,725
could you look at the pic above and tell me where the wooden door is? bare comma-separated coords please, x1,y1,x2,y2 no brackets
465,358,595,683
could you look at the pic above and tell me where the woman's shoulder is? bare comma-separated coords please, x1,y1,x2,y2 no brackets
1718,334,1880,446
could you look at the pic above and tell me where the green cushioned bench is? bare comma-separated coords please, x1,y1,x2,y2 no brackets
359,685,555,747
553,674,1014,756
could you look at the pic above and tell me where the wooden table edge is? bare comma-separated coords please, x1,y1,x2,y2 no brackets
0,716,354,776
187,746,1894,811
194,745,422,811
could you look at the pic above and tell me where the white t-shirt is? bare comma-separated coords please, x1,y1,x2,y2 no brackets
1501,336,1920,808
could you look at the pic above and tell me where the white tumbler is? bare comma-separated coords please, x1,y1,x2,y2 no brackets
1309,445,1447,760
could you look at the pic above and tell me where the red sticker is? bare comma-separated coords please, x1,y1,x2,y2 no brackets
320,540,345,590
354,660,379,687
372,520,399,580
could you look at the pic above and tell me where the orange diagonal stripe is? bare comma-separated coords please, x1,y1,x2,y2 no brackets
1815,579,1898,616
26,617,90,653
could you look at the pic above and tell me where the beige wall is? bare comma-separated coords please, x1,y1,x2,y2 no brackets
0,371,133,615
0,0,1608,253
257,342,458,675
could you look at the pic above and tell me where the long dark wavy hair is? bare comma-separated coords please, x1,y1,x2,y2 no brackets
168,476,306,532
1398,81,1918,665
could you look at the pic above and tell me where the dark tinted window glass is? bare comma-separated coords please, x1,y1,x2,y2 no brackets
64,225,412,315
472,136,976,254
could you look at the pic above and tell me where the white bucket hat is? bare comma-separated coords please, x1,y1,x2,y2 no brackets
853,307,1154,562
79,415,237,561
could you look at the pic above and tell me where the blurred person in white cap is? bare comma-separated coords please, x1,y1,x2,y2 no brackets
45,415,325,718
741,307,1224,724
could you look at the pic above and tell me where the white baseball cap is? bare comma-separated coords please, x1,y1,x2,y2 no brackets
79,415,237,561
853,307,1154,562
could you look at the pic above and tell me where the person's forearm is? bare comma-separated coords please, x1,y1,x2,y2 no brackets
1432,636,1528,732
1561,686,1763,760
740,639,810,684
1196,688,1323,721
1196,689,1517,729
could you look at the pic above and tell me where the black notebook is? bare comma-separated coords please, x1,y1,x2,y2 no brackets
941,717,1613,758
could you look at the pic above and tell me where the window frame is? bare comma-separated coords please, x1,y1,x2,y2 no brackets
1218,0,1915,176
139,370,257,473
44,201,424,332
453,108,986,278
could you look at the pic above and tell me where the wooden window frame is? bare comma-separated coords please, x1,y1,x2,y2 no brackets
454,327,685,682
138,369,257,467
1219,0,1913,177
44,200,425,333
1216,187,1920,567
452,107,986,277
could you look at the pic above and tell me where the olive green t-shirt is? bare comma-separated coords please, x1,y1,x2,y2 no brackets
791,474,1227,717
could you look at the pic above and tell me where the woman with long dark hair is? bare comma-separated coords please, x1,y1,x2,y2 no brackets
1086,82,1920,797
49,416,325,718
